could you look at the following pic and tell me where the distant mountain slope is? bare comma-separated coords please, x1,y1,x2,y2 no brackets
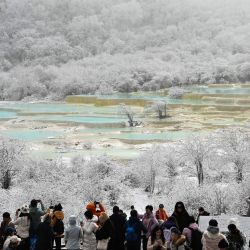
0,0,250,100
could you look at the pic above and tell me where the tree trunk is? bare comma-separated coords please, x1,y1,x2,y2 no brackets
158,110,163,119
196,160,204,186
235,163,243,183
2,170,11,189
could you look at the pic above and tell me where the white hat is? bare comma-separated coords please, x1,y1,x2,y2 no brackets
228,217,239,227
9,235,21,244
20,204,29,214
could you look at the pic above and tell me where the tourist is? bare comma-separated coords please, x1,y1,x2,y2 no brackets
51,204,64,250
29,199,46,250
142,205,158,250
96,212,115,250
110,206,126,250
147,225,167,250
197,207,210,223
125,209,147,250
12,204,30,250
0,212,15,249
86,201,105,220
82,210,98,250
35,214,53,250
4,236,21,250
225,223,246,249
2,228,16,250
170,227,186,250
162,216,178,250
155,204,169,224
171,202,190,232
182,215,202,250
218,238,229,250
202,219,227,250
64,215,83,250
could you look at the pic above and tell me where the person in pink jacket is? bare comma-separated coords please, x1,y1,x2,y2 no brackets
142,205,158,250
202,219,227,250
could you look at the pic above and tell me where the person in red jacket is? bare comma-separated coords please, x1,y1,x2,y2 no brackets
155,204,169,224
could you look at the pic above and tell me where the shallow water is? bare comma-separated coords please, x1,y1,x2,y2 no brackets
0,84,249,159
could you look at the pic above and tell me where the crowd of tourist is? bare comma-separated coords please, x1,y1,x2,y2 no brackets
0,199,248,250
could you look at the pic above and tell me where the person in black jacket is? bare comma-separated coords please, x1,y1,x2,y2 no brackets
35,214,53,250
109,206,127,250
196,207,210,224
96,212,115,250
125,210,147,250
171,201,190,232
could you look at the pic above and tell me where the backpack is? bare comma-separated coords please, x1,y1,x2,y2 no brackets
126,223,137,242
53,219,64,235
187,227,203,250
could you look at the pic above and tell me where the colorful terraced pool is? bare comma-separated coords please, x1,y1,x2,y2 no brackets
0,84,249,159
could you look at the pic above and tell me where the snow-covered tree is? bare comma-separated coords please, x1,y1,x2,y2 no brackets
0,138,24,189
145,101,168,119
217,128,250,183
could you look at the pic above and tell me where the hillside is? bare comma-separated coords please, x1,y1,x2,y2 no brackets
0,0,250,100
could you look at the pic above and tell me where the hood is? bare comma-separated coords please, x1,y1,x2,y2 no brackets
207,226,219,235
99,212,109,224
54,211,64,220
69,215,77,226
174,201,188,214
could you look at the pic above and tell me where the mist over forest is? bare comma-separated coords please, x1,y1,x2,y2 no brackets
0,0,250,100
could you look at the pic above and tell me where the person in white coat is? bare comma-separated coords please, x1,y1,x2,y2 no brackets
82,210,98,250
65,215,83,250
13,204,30,250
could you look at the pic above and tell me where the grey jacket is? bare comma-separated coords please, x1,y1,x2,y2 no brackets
65,215,83,250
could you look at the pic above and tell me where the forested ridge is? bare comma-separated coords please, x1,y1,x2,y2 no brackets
0,0,250,100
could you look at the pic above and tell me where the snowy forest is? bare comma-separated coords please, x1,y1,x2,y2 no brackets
0,0,250,100
0,0,250,220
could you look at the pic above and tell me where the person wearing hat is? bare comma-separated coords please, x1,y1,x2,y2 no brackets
64,215,83,250
155,204,169,224
13,204,30,250
4,235,21,250
202,219,227,250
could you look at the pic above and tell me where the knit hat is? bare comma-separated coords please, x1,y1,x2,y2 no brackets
218,238,229,248
54,203,63,211
20,204,29,214
9,235,21,244
209,219,218,227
